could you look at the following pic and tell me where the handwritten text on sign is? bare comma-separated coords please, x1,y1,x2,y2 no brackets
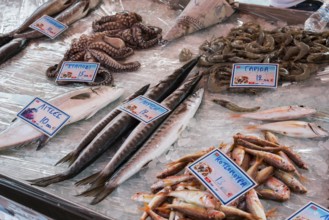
29,15,67,39
56,61,100,82
119,95,170,124
230,63,279,88
286,202,329,220
17,98,70,137
188,149,256,205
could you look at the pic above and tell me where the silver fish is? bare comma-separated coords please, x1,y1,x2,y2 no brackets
232,105,316,121
76,76,203,204
247,121,329,138
28,57,199,187
55,84,150,166
0,86,124,152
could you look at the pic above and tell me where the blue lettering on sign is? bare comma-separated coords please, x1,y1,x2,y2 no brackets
44,16,65,29
244,66,269,72
321,214,329,220
37,104,62,119
215,157,248,187
141,100,164,112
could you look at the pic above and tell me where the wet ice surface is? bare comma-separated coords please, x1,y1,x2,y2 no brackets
0,0,329,219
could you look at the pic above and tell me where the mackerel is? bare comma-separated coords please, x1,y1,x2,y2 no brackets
79,88,203,204
76,73,202,192
0,86,124,151
55,84,150,166
28,57,199,187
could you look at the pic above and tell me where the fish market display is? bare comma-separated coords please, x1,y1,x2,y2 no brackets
246,121,329,138
199,22,329,93
77,87,204,205
55,84,150,166
213,99,260,112
28,57,199,187
0,86,124,151
231,105,316,121
132,132,309,219
47,11,163,86
163,0,235,42
0,0,101,65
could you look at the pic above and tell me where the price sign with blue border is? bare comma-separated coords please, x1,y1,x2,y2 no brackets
29,15,67,39
56,61,100,83
287,202,329,220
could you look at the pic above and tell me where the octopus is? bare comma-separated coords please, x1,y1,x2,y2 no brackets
92,11,163,49
47,31,140,86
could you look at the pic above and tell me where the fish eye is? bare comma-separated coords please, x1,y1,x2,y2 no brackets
299,105,304,108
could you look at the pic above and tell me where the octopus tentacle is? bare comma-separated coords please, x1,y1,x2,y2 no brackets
87,67,113,86
88,41,133,59
89,49,141,72
69,50,86,61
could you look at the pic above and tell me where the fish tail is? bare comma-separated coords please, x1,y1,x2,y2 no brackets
54,152,78,166
266,207,277,218
75,171,102,186
245,125,258,130
27,173,66,187
230,113,242,119
90,183,117,205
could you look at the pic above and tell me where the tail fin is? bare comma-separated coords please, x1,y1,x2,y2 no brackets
27,173,66,187
75,171,101,186
90,184,117,205
55,152,78,167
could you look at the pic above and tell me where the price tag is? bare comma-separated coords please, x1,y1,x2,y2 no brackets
56,61,100,82
188,149,257,205
119,95,170,124
29,15,68,39
287,202,329,220
17,98,70,137
230,63,279,88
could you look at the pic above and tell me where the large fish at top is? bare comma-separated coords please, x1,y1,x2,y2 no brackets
79,88,204,205
0,86,124,151
28,57,199,187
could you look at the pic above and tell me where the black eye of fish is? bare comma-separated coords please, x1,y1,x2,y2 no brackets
299,105,304,107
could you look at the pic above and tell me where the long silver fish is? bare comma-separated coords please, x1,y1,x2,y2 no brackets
77,88,203,204
246,121,329,138
232,105,316,121
28,57,199,187
0,86,124,152
55,84,150,166
76,73,202,190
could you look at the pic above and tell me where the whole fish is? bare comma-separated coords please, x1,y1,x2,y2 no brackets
28,57,199,187
246,121,329,138
220,205,260,220
168,146,215,165
0,38,27,64
55,84,150,166
156,161,188,179
257,177,290,202
0,86,124,151
232,105,316,121
273,170,307,194
213,99,260,112
77,73,203,201
245,189,266,220
131,192,155,203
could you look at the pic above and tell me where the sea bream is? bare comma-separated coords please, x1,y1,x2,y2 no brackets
232,105,316,121
0,86,124,151
77,88,203,204
246,120,329,138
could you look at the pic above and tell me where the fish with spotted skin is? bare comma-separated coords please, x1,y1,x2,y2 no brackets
246,120,329,138
0,86,124,151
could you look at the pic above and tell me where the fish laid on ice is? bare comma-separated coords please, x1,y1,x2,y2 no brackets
246,120,329,138
213,99,260,112
28,57,199,187
232,105,316,121
0,86,124,151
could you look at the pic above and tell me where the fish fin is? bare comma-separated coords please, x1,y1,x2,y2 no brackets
54,152,78,166
230,113,242,119
27,173,66,187
36,135,50,151
245,125,258,130
266,207,277,218
89,184,117,205
139,204,151,212
75,171,102,186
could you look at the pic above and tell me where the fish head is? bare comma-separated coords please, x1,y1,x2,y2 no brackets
292,105,317,114
308,123,329,137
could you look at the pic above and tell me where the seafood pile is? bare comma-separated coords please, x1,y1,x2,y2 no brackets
47,11,162,85
132,132,309,220
0,0,101,65
29,58,203,205
199,22,329,93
